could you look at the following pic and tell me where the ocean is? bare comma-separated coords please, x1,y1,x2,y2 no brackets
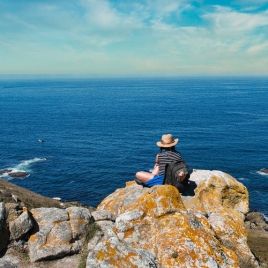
0,76,268,218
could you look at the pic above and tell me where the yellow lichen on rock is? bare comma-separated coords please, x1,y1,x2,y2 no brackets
90,170,259,268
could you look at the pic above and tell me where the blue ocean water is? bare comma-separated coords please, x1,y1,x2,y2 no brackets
0,77,268,218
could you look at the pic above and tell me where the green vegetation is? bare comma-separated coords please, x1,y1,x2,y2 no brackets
78,222,101,268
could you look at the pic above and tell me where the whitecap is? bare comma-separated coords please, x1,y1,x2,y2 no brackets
13,158,45,172
257,169,268,176
1,158,46,179
237,177,247,181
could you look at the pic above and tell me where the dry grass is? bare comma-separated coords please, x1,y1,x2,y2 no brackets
247,229,268,268
0,178,62,209
0,178,96,212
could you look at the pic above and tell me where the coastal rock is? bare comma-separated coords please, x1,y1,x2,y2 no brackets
91,170,259,268
0,202,9,252
66,206,91,240
0,169,12,175
8,172,28,178
260,168,268,174
181,170,256,267
5,203,22,223
0,260,16,268
9,208,34,240
28,207,90,262
245,211,268,231
91,210,116,222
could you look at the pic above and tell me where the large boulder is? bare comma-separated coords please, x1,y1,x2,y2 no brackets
9,208,34,240
182,170,255,267
87,170,259,268
0,202,9,252
28,207,91,262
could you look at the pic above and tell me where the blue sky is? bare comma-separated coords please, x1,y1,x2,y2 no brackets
1,0,268,76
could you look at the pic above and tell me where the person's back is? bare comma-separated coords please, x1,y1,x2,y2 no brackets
157,148,183,175
135,134,188,188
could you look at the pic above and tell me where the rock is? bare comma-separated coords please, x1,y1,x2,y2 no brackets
11,194,19,202
86,231,158,268
0,202,9,252
9,208,34,240
92,171,259,268
28,207,91,262
66,206,91,240
0,169,12,175
0,260,16,268
260,168,268,174
5,203,22,222
182,170,257,267
245,211,268,230
91,210,116,222
87,230,103,251
8,172,28,178
52,197,61,201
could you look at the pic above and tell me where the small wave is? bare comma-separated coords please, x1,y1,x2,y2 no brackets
237,177,247,181
257,169,268,176
1,158,46,179
13,158,46,172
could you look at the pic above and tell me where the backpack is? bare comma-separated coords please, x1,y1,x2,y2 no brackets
163,160,189,193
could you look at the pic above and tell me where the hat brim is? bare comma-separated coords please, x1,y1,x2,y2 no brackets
156,138,179,147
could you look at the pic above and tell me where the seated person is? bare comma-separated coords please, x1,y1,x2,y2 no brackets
136,134,188,188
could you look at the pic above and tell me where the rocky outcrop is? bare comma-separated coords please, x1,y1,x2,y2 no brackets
89,170,259,268
0,169,29,178
0,169,12,175
28,207,91,262
7,172,29,178
0,170,263,267
245,211,268,231
9,208,34,240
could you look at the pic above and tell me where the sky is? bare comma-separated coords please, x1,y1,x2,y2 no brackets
1,0,268,76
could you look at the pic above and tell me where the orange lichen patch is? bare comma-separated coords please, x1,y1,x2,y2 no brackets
126,181,137,187
22,207,28,213
29,233,38,243
97,186,144,216
140,186,186,218
95,241,140,267
123,228,135,238
154,212,240,268
221,186,249,212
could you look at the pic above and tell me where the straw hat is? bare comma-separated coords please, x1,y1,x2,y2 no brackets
156,134,179,147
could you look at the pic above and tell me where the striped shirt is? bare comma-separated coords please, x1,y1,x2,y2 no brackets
157,150,183,175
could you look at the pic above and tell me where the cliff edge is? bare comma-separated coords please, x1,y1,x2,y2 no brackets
0,170,268,268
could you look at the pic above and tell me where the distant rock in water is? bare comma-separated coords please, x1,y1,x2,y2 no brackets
260,168,268,174
0,169,12,175
8,172,28,178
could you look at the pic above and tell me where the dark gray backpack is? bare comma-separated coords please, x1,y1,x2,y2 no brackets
163,160,189,192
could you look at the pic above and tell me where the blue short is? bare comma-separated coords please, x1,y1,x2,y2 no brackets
144,174,164,187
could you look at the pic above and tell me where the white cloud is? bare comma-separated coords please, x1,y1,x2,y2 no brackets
203,6,268,32
146,0,189,15
247,41,268,54
1,1,268,75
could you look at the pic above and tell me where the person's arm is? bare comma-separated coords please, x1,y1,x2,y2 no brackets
152,155,159,175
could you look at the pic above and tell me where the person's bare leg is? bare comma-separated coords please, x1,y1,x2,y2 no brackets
136,171,154,183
